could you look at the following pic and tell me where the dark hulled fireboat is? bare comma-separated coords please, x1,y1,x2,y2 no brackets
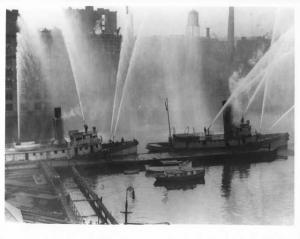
146,99,289,157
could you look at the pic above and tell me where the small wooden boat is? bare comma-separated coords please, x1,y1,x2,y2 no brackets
155,168,205,183
145,160,192,173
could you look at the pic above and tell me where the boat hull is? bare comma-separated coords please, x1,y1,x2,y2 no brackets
147,133,289,154
5,141,138,163
155,169,205,183
102,141,138,157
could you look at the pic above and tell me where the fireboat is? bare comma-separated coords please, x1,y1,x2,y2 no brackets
146,99,289,156
5,107,138,163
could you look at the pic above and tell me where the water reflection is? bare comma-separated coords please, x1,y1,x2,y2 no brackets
221,163,234,198
154,177,205,190
221,163,251,198
61,156,293,224
236,164,250,179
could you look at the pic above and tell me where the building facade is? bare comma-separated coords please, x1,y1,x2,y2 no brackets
5,10,19,144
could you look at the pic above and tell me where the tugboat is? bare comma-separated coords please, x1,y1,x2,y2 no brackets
5,107,138,163
146,99,289,156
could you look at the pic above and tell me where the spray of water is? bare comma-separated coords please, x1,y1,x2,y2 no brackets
209,26,294,130
16,16,46,141
63,44,86,124
243,51,291,114
59,16,86,124
110,9,134,138
16,62,21,142
16,8,88,142
269,105,294,130
259,73,269,129
113,17,147,136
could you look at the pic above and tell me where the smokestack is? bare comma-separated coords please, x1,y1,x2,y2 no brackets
222,101,233,140
54,107,61,118
206,27,210,38
228,7,235,63
92,126,97,134
186,10,200,37
84,124,88,133
52,107,66,145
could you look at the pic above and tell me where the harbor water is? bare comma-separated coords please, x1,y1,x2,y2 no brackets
61,155,294,225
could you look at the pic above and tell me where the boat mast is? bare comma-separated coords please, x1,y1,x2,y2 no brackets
165,98,172,140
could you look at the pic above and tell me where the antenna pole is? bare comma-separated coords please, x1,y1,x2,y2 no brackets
165,98,172,139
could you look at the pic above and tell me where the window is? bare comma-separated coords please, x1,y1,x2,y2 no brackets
6,103,13,111
35,92,41,99
6,68,13,78
33,153,36,156
6,92,13,100
21,103,28,111
62,150,65,153
6,80,13,88
54,150,57,154
34,102,42,110
40,152,43,155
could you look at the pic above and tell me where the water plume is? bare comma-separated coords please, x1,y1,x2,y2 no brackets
59,29,86,124
16,8,93,140
209,25,294,131
269,105,294,130
110,9,135,138
113,16,147,137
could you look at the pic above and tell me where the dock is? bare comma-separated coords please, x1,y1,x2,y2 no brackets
71,166,118,224
5,161,118,224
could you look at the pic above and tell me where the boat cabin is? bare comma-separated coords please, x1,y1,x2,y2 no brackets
69,126,102,147
232,117,252,138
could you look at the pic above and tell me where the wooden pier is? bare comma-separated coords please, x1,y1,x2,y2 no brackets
71,166,118,224
40,162,79,223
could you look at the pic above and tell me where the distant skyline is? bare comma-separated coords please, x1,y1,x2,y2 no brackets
14,6,293,39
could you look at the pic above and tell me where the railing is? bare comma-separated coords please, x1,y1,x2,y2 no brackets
71,166,118,224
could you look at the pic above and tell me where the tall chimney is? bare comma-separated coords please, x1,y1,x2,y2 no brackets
52,107,66,145
206,27,210,38
227,7,235,63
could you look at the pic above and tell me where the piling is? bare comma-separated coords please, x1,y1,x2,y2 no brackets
71,166,118,224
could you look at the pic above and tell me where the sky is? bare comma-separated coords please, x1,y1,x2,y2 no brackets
119,6,277,38
13,5,289,39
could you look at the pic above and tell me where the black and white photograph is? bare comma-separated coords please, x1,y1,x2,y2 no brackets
2,0,298,237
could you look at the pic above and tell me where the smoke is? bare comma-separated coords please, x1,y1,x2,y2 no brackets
62,106,82,120
228,70,244,124
248,46,265,67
